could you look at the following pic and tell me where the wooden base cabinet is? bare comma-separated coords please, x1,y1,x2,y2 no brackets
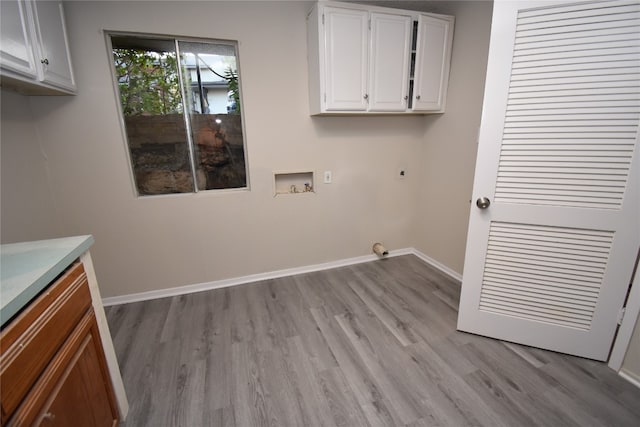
1,263,118,426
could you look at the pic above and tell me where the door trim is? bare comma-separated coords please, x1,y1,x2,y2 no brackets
609,253,640,370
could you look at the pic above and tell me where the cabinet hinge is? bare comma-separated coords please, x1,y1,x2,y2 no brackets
617,307,626,325
368,19,371,30
322,14,325,25
324,93,326,102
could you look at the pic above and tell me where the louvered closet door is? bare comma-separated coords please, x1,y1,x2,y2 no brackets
457,0,640,360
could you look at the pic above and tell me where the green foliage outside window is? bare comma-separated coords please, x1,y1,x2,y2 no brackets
224,67,240,114
113,49,182,116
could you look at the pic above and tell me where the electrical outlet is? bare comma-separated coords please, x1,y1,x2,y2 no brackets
324,170,332,184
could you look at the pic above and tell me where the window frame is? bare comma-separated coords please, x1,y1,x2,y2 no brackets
105,31,251,198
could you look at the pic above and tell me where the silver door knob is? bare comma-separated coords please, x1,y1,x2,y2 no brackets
363,94,369,100
416,95,421,100
476,197,490,209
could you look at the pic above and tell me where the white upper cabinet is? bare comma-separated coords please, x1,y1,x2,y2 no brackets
323,6,369,111
413,14,454,112
0,0,76,95
30,0,75,92
307,1,454,115
369,12,412,112
0,0,38,79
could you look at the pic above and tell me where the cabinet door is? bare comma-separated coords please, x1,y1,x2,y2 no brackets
0,0,37,79
369,12,412,112
37,326,116,426
323,7,368,111
30,0,75,92
413,14,453,111
9,312,118,427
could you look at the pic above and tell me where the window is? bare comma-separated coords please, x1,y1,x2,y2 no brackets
109,35,248,195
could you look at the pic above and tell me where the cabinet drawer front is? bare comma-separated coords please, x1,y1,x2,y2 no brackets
0,262,92,423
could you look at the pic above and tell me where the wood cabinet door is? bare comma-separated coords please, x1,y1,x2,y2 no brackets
323,6,368,111
9,311,118,427
412,14,453,112
30,0,75,92
368,12,412,112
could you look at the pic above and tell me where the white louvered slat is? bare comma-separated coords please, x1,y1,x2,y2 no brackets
499,0,638,215
508,93,639,103
486,252,606,272
507,108,639,117
515,26,640,46
510,76,640,89
484,262,603,283
481,278,600,302
515,38,640,55
509,88,639,99
479,222,613,330
511,85,640,97
481,289,596,312
501,145,635,151
513,56,640,72
483,271,601,292
502,133,636,140
486,238,611,256
512,61,639,74
514,46,640,64
506,100,639,111
511,60,640,75
515,18,640,38
517,0,638,20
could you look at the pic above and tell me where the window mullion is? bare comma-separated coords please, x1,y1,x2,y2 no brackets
175,39,200,192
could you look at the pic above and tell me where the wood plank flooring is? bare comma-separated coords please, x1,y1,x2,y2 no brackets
105,255,640,426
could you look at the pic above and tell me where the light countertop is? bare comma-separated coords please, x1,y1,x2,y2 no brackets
0,235,94,327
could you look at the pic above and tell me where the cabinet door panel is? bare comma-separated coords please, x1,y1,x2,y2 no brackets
0,263,90,425
324,7,368,111
0,0,37,78
38,331,115,426
369,12,411,112
413,15,453,111
31,0,75,92
9,311,118,427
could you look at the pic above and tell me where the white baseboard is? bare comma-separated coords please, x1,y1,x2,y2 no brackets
102,247,460,306
619,369,640,390
411,249,463,282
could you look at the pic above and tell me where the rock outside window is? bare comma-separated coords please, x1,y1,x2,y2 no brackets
109,34,248,195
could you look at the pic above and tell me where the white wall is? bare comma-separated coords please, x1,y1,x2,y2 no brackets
1,1,493,297
0,89,61,243
18,0,427,297
414,0,493,275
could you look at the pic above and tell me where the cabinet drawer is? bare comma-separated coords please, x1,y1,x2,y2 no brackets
0,262,92,424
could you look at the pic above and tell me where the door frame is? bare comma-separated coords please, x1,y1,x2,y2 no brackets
609,253,640,371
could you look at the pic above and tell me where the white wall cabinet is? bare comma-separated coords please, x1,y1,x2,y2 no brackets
323,6,369,111
0,0,76,95
413,14,454,111
307,1,454,115
369,12,412,112
0,0,38,80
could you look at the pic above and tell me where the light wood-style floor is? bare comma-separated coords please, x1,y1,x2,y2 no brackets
106,255,640,426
